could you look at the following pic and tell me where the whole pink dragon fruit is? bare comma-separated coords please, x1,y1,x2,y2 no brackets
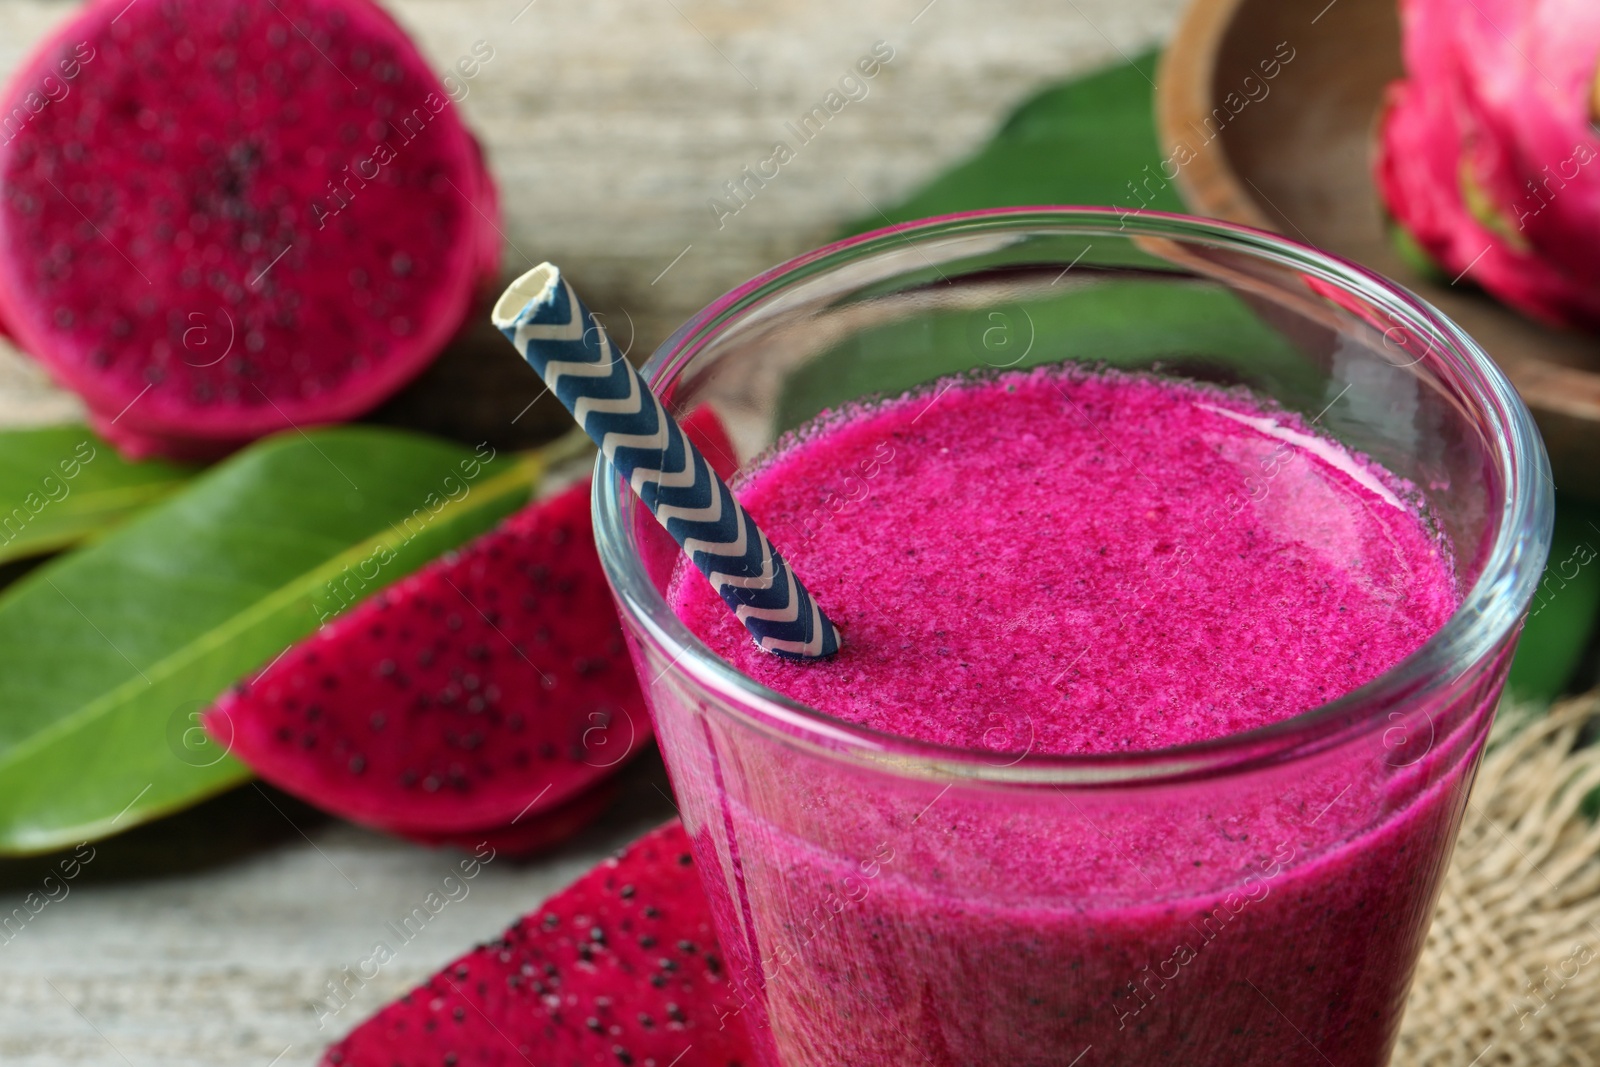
1375,0,1600,330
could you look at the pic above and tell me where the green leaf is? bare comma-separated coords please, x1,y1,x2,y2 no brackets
0,427,574,855
776,277,1318,432
792,51,1310,429
1388,222,1448,285
1507,495,1600,705
0,426,194,564
838,51,1178,236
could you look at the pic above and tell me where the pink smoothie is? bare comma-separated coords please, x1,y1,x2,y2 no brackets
665,366,1477,1066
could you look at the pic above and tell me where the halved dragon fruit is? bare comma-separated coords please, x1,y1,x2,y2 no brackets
1375,0,1600,330
205,408,738,851
321,820,752,1067
0,0,499,459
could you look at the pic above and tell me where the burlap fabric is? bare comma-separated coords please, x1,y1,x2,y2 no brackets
1398,697,1600,1065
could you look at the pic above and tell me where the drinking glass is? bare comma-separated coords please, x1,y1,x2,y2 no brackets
592,208,1553,1067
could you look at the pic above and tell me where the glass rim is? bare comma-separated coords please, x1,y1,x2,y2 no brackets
593,206,1554,786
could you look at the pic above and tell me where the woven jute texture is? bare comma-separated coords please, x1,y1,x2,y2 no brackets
1397,697,1600,1065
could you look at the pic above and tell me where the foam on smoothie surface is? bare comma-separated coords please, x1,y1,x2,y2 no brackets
670,366,1459,754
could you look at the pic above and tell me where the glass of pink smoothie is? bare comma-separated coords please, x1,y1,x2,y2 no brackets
592,209,1553,1067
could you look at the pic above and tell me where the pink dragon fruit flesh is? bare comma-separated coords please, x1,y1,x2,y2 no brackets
206,480,647,849
0,0,500,459
1375,0,1600,331
321,820,753,1067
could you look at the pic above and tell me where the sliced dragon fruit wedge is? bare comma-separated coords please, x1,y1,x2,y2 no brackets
321,821,751,1067
205,407,738,850
0,0,500,459
206,479,643,839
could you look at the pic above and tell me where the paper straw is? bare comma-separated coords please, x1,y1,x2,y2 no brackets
491,263,841,661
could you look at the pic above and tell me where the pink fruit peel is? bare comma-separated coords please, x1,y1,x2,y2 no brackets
1375,0,1600,330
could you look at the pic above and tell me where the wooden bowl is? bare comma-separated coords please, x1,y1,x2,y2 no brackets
1156,0,1600,497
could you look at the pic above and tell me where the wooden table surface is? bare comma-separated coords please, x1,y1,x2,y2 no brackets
0,1,1182,1062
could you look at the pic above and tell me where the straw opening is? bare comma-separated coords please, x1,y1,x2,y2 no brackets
490,263,561,328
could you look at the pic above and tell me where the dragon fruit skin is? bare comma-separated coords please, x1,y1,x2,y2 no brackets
1375,0,1600,330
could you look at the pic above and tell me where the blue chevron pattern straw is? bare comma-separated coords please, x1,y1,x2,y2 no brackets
491,263,841,660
